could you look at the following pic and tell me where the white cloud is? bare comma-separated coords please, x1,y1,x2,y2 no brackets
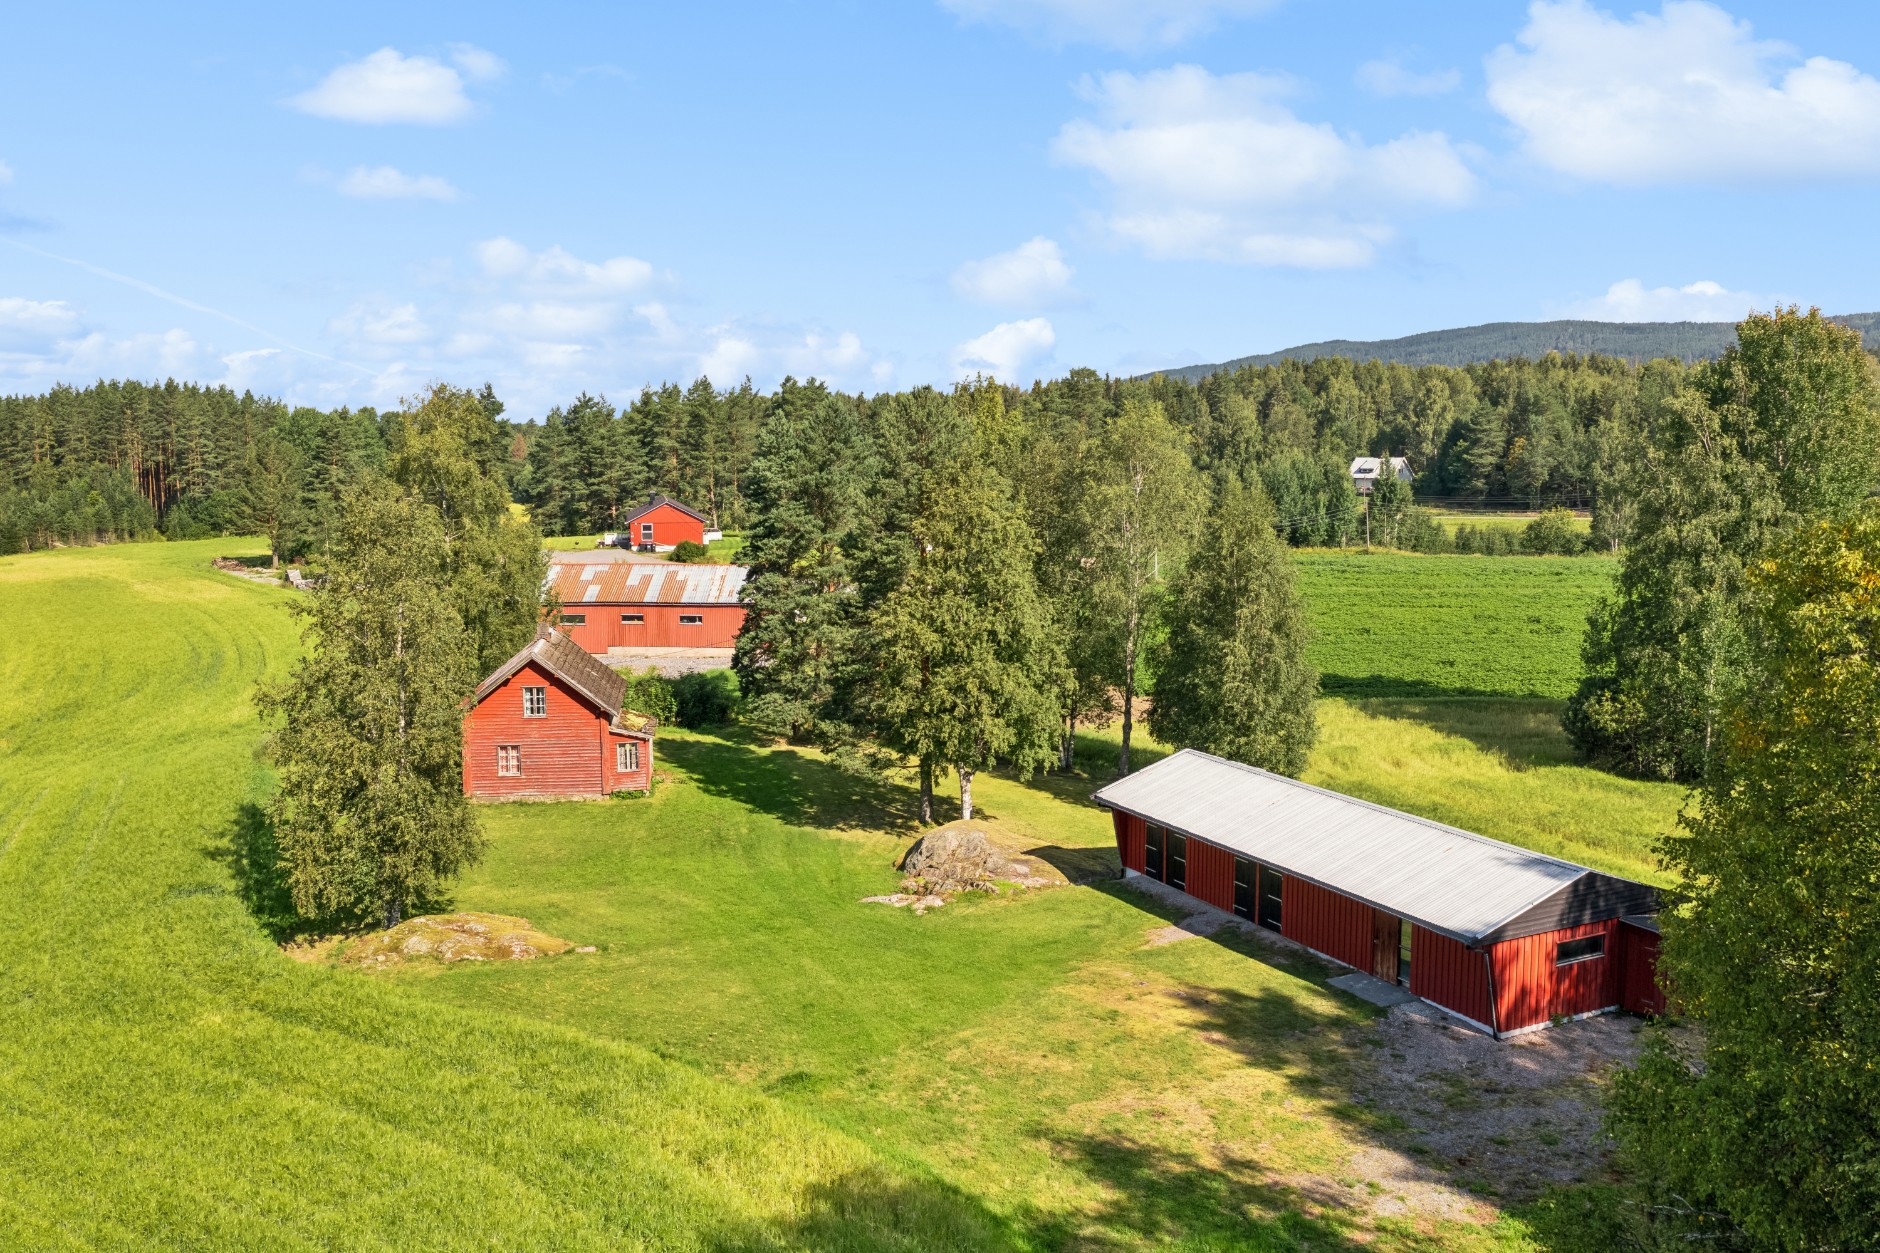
1356,57,1461,98
1053,65,1474,266
473,236,655,294
952,317,1056,381
939,0,1276,47
1566,278,1763,321
0,298,82,351
0,160,13,185
951,237,1076,306
337,165,461,201
328,300,432,348
447,44,508,83
60,329,201,378
290,47,489,124
1487,0,1880,183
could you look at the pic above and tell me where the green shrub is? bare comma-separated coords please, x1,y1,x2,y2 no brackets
622,669,678,725
669,540,710,563
1522,508,1587,555
674,670,739,727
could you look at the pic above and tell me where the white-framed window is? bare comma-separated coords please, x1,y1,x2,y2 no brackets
496,745,521,776
679,614,703,625
640,522,654,542
621,613,644,624
617,741,641,773
523,685,547,718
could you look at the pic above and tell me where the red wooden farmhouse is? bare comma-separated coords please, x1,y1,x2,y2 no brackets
620,494,712,552
548,558,748,651
1095,750,1664,1037
463,627,655,799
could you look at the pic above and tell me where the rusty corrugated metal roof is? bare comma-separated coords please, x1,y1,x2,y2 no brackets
548,560,747,606
1094,748,1624,944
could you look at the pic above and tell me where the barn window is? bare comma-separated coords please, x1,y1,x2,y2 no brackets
1258,867,1284,932
1555,935,1606,966
617,741,641,773
679,614,703,625
1232,857,1256,919
1166,832,1187,892
621,613,644,624
1144,824,1164,879
640,522,654,542
560,614,586,626
523,686,547,718
496,745,521,776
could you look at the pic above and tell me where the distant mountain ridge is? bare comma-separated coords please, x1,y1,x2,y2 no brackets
1155,313,1880,382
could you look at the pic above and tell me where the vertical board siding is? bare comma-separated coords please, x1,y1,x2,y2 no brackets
561,604,746,652
1114,812,1146,873
1620,923,1665,1016
1184,838,1236,912
1281,877,1373,971
464,662,608,798
1491,919,1621,1031
1409,926,1492,1026
633,503,706,549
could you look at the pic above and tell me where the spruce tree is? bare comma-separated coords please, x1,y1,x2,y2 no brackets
1149,477,1317,776
259,480,483,929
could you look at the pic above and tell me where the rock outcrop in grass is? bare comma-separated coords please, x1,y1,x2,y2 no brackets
339,912,579,968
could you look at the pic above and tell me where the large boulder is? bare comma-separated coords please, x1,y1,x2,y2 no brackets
338,913,579,968
899,825,1015,894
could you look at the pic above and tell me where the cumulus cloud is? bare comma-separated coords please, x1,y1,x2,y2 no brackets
0,297,82,351
473,236,655,294
939,0,1277,47
1053,65,1474,266
951,237,1076,306
0,160,13,185
1356,57,1461,98
952,317,1056,381
291,46,500,124
1487,0,1880,183
328,300,432,348
1566,278,1763,321
338,165,461,201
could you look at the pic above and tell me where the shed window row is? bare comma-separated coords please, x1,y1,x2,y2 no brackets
1144,822,1283,932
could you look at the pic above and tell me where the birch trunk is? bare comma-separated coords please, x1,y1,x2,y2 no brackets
918,758,934,826
958,767,974,823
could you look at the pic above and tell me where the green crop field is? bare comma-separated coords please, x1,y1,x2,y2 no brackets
0,537,1683,1248
1292,550,1615,700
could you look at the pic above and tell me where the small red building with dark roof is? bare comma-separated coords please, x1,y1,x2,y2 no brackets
620,494,710,552
463,627,655,799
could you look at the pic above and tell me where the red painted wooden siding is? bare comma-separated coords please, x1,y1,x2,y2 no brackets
1114,811,1146,873
463,661,652,799
1409,926,1492,1026
559,604,746,651
1184,838,1236,913
1490,919,1621,1031
1281,877,1374,971
631,503,705,549
1619,922,1664,1016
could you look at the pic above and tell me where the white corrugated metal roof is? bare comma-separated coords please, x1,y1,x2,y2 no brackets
1093,749,1589,943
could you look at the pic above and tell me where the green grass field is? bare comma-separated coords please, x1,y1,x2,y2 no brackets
1292,550,1615,700
0,538,1682,1248
1422,510,1591,537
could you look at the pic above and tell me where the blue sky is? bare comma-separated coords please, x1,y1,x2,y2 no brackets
4,0,1880,415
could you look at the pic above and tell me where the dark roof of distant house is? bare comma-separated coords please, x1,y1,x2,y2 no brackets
471,626,655,736
1094,749,1655,944
622,494,710,525
548,560,747,606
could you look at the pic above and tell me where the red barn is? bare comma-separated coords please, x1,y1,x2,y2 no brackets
548,559,747,652
1095,750,1663,1038
463,627,656,799
620,494,711,552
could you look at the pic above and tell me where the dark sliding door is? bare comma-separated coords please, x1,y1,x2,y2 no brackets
1145,824,1165,879
1167,832,1187,892
1258,867,1284,931
1232,857,1256,919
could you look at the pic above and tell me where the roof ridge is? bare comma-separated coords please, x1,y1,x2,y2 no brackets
1139,748,1598,878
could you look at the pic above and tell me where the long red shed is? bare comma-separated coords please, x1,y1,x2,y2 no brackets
1095,750,1663,1037
463,627,656,800
548,559,747,652
620,494,711,552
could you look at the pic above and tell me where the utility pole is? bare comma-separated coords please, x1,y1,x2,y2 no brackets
1364,491,1371,548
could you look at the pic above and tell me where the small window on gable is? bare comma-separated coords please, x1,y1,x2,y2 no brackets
496,745,521,776
1555,935,1606,966
523,685,547,717
679,614,703,625
621,613,644,624
617,741,641,773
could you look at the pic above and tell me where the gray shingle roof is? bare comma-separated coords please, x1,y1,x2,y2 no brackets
1093,748,1611,943
471,627,655,735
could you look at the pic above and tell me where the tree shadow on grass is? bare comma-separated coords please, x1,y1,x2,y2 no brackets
1320,674,1556,701
1347,697,1578,770
661,732,922,834
704,1164,1029,1252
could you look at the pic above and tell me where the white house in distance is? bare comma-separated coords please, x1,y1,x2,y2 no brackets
1350,456,1415,495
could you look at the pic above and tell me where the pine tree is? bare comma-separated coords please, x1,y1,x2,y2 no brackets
1149,477,1317,775
258,480,483,929
854,458,1061,823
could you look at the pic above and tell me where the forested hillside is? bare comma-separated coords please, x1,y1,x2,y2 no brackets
1159,312,1880,380
4,348,1712,558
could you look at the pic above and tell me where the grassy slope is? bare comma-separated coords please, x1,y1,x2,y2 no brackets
0,541,1011,1250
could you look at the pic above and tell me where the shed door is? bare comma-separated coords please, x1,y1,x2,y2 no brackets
1166,832,1187,892
1257,868,1283,931
1144,823,1164,880
1232,857,1256,919
1371,909,1400,983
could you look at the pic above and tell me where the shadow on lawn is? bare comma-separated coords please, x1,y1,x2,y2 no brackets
1350,696,1579,770
705,1164,1031,1252
1320,674,1555,701
661,731,920,833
